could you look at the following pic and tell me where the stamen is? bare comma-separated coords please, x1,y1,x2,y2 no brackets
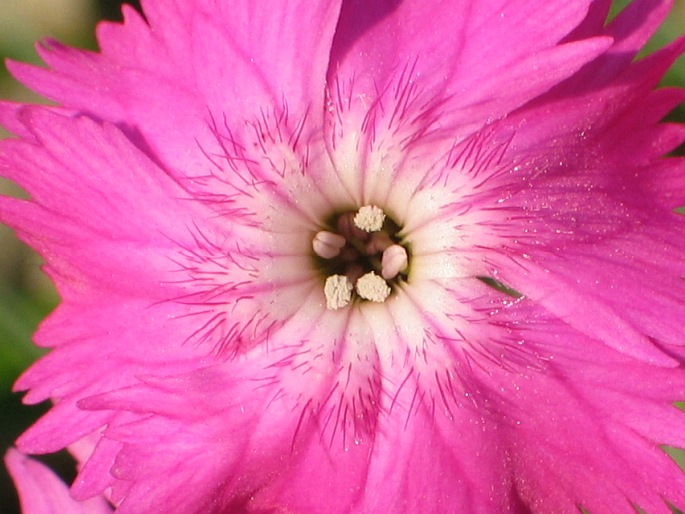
313,231,347,259
355,272,391,303
381,244,408,280
354,205,386,232
324,275,354,310
316,206,407,309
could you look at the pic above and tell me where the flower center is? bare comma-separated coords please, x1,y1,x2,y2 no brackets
312,205,409,310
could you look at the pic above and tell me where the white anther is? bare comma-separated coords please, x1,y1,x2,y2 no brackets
355,272,391,303
324,275,353,310
381,244,408,280
353,205,386,232
313,231,347,259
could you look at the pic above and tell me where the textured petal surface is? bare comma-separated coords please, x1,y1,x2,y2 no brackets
7,0,342,179
76,310,381,513
0,109,214,456
328,0,611,140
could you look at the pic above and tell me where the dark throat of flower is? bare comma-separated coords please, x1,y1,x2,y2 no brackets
312,205,410,309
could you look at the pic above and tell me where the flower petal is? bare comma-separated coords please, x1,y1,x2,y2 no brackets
78,326,380,513
487,307,685,513
358,368,511,513
7,0,343,178
0,108,208,265
0,109,219,456
4,449,112,514
328,0,610,138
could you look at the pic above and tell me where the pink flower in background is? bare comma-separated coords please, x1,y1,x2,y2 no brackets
2,0,685,512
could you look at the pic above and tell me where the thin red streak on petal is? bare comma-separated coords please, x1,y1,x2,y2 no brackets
181,311,226,348
198,107,328,230
289,105,310,150
208,112,260,185
388,368,414,415
325,392,345,448
318,382,343,434
404,380,425,431
340,403,351,448
343,361,354,389
388,58,420,130
434,369,455,421
291,398,314,452
360,80,391,141
268,348,315,369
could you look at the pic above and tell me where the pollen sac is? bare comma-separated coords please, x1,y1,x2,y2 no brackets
353,205,386,232
355,272,391,302
324,275,353,310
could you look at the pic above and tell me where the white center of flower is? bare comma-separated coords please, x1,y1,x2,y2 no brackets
313,205,409,310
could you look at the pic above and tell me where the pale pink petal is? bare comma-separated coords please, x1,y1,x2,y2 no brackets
398,17,685,366
5,449,112,514
359,368,512,513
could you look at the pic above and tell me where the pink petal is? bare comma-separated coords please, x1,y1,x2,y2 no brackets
328,0,610,136
358,368,511,512
1,0,684,512
0,108,208,259
573,0,674,84
485,307,685,512
13,293,211,453
506,21,685,154
79,331,380,513
4,449,112,514
564,0,612,40
7,0,342,179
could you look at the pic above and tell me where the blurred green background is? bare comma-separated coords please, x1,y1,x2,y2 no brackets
0,1,683,513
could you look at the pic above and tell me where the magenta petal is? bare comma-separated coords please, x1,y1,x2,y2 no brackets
490,314,685,513
77,352,378,513
7,0,342,178
332,0,596,91
329,0,608,135
5,449,112,514
359,370,510,512
12,296,210,453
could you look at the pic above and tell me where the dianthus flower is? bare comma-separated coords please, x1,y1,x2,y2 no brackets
3,0,685,512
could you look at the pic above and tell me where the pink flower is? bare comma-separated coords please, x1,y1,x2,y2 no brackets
2,0,685,512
